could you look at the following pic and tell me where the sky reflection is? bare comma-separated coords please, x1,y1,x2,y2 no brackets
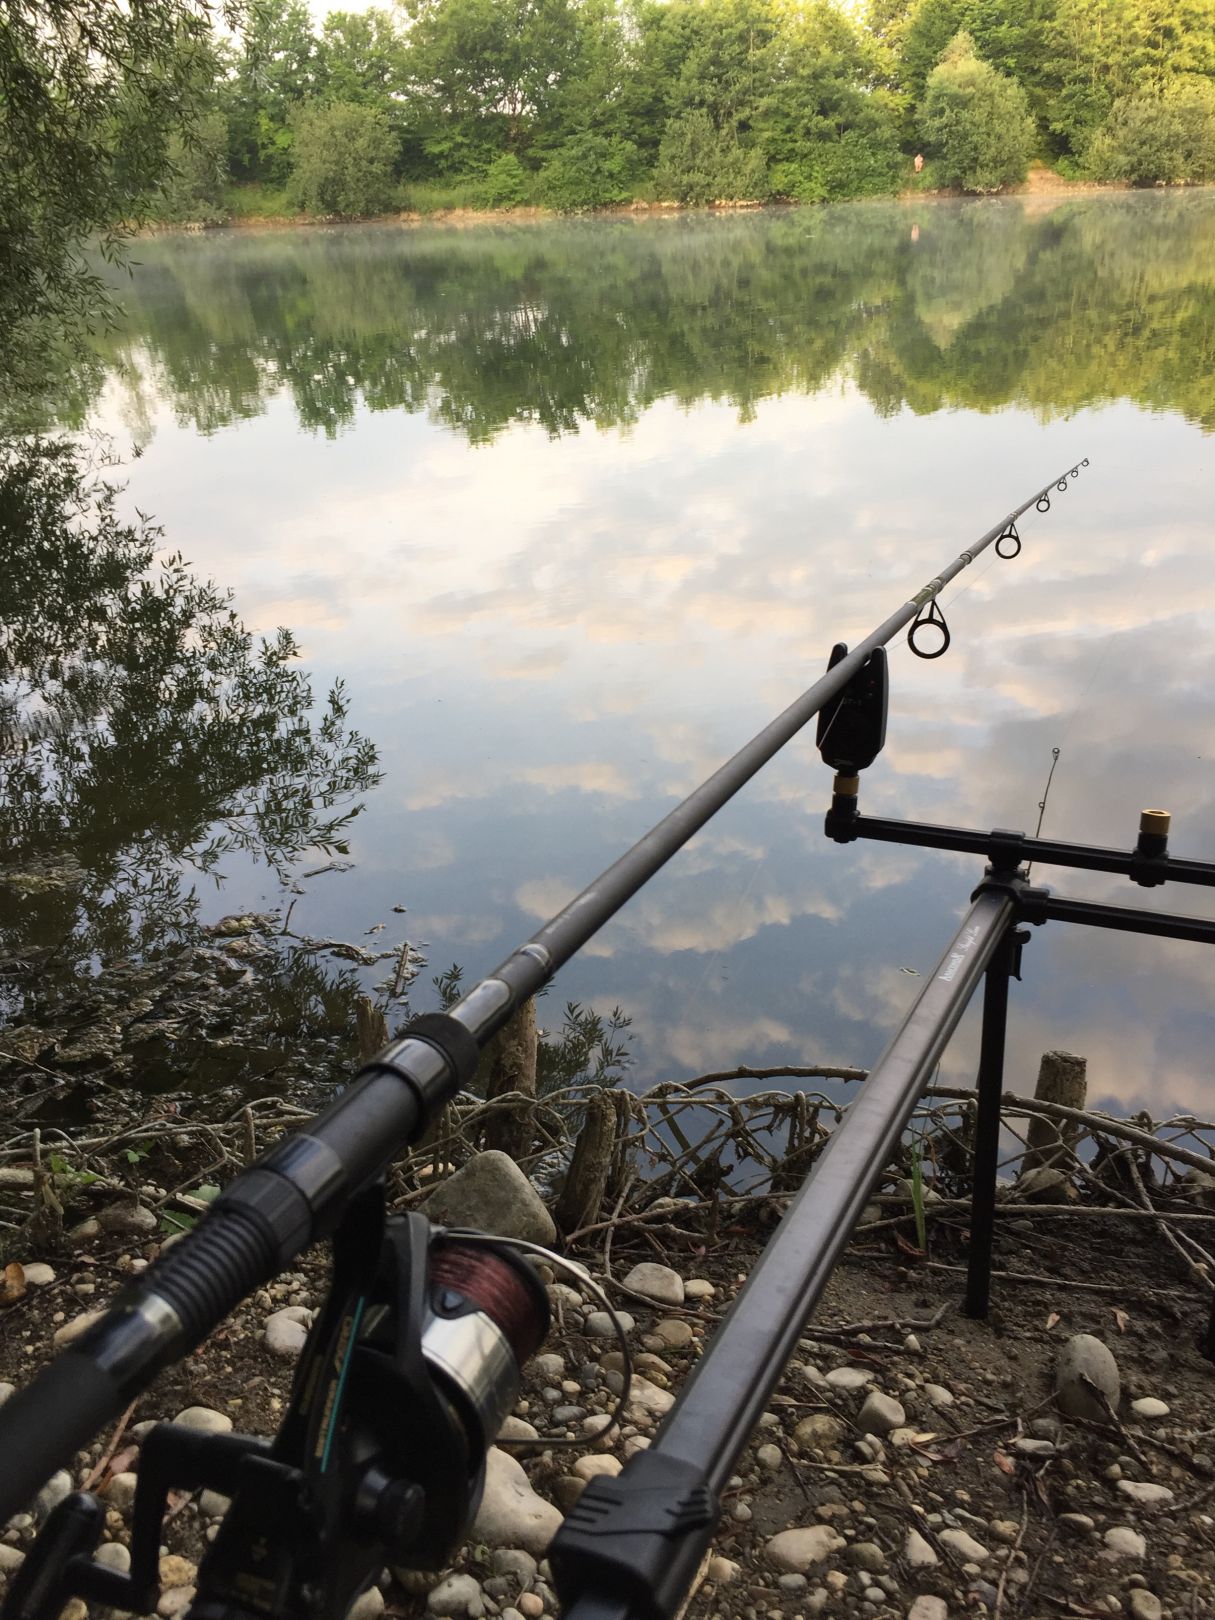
67,199,1215,1119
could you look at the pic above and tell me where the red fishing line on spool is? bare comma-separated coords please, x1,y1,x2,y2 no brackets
429,1242,548,1366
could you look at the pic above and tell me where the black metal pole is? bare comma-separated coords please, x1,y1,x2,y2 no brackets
553,889,1015,1620
0,466,1081,1527
964,926,1019,1319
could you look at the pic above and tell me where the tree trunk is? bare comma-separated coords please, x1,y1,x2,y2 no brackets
483,998,537,1158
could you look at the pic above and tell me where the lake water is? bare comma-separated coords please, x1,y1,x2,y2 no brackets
47,192,1215,1116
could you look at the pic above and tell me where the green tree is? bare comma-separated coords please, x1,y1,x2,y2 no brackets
656,106,769,200
225,0,320,184
1087,76,1215,179
148,109,232,224
759,0,904,199
919,32,1036,191
0,0,225,394
540,133,644,207
403,0,582,170
287,100,399,215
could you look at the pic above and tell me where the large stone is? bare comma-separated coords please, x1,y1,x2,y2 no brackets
1127,1594,1163,1620
470,1446,563,1556
907,1599,949,1620
765,1526,845,1572
938,1529,989,1563
53,1309,104,1349
857,1391,906,1435
622,1263,684,1307
1116,1481,1174,1509
264,1309,311,1359
97,1203,158,1236
173,1406,233,1434
1130,1397,1169,1420
1055,1334,1120,1421
903,1528,938,1569
427,1575,485,1618
422,1152,555,1244
793,1414,846,1451
1103,1526,1146,1559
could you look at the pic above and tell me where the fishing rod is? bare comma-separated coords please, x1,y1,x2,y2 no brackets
0,462,1088,1620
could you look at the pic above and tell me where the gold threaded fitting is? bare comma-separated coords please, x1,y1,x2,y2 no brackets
1140,809,1171,838
834,774,860,796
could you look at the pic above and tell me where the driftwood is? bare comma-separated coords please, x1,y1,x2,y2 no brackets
482,1000,537,1159
1023,1050,1087,1171
555,1088,618,1235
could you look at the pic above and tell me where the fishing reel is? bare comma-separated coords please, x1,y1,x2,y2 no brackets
3,1196,550,1620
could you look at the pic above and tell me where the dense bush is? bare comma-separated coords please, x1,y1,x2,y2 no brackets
539,134,643,210
287,100,398,216
476,153,530,208
1087,78,1215,184
919,33,1036,194
656,110,768,205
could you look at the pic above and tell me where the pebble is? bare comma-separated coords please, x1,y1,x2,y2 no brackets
517,1594,543,1618
924,1383,954,1407
825,1366,873,1392
765,1526,845,1572
533,1354,565,1380
584,1311,634,1338
0,1547,25,1573
347,1588,385,1620
756,1444,783,1471
22,1264,55,1287
157,1589,195,1618
652,1319,694,1350
684,1279,715,1301
625,1376,675,1419
1059,1513,1096,1533
427,1574,486,1618
621,1263,684,1307
264,1308,311,1359
572,1454,622,1482
95,1541,132,1574
988,1520,1021,1545
777,1573,808,1593
52,1310,104,1349
0,1382,13,1405
1055,1334,1121,1421
173,1406,232,1434
159,1556,198,1590
1130,1398,1170,1420
904,1529,938,1569
847,1541,886,1572
499,1417,541,1445
1127,1594,1162,1620
708,1556,740,1584
102,1473,139,1511
471,1447,563,1556
938,1529,990,1563
1116,1481,1174,1508
98,1203,158,1235
907,1599,949,1620
490,1550,538,1583
793,1414,845,1450
857,1391,905,1435
1103,1527,1147,1559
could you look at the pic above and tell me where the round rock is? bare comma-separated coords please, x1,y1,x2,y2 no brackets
427,1574,486,1618
1116,1481,1174,1508
470,1446,563,1556
1130,1398,1169,1421
1055,1334,1120,1421
1103,1526,1147,1559
857,1391,905,1435
621,1263,684,1307
421,1151,556,1245
825,1366,873,1392
1127,1593,1163,1620
765,1526,845,1572
173,1406,233,1434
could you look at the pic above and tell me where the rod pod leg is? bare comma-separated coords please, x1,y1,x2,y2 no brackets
964,924,1022,1319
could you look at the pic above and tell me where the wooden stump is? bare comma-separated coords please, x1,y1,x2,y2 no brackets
555,1089,618,1236
1023,1050,1088,1171
355,995,388,1064
483,998,537,1159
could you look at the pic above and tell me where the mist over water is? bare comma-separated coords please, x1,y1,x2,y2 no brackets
37,192,1215,1115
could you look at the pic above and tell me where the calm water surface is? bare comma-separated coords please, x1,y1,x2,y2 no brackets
54,193,1215,1113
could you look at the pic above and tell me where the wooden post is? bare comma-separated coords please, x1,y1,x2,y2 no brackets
483,998,537,1158
556,1089,618,1236
1023,1050,1088,1171
355,995,389,1065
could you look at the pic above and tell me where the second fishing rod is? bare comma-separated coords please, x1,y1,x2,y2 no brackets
0,458,1088,1525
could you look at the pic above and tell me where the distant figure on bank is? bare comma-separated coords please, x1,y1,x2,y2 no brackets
914,153,924,174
